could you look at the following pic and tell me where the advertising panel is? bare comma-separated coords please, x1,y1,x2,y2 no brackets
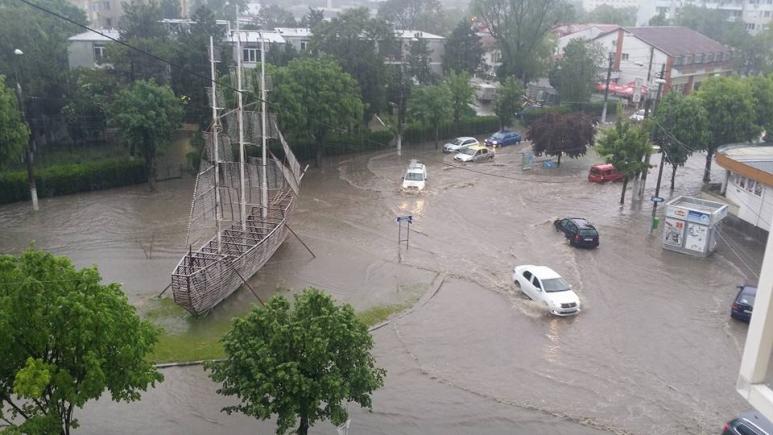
663,217,685,247
685,223,708,253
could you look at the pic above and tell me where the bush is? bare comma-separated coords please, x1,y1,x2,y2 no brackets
0,158,147,204
403,116,500,144
286,130,396,162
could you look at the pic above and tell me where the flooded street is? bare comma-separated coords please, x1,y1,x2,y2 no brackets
0,141,762,434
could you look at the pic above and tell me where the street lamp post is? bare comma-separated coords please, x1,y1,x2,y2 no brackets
12,48,39,211
649,70,667,234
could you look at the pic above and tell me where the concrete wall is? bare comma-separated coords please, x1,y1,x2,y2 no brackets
726,172,772,229
68,41,97,69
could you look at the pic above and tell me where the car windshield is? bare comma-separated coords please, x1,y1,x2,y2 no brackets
492,133,506,140
739,288,757,305
451,138,463,145
542,278,571,292
461,148,477,155
405,172,424,181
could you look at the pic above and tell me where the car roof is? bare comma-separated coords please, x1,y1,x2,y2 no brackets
591,163,615,170
736,410,773,431
740,285,758,294
523,265,562,280
467,145,486,151
457,136,476,141
569,218,595,228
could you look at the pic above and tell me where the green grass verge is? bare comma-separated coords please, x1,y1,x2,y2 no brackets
148,300,417,364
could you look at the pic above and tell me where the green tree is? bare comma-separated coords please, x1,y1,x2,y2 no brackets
651,93,711,190
110,80,183,191
696,76,760,182
160,0,180,18
0,0,85,124
301,7,325,28
0,248,162,435
108,0,172,84
494,76,523,129
674,5,746,46
550,39,602,105
267,42,299,67
443,19,483,74
445,70,473,125
271,58,364,167
648,11,669,26
385,64,413,148
406,37,434,84
256,4,297,28
584,5,637,26
596,113,652,204
527,112,595,166
377,0,445,34
61,70,112,146
472,0,569,84
408,83,452,148
732,28,773,75
311,8,395,121
750,75,773,136
206,289,385,435
0,76,29,167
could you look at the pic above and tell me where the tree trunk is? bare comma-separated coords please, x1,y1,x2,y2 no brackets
146,153,157,192
703,149,713,183
556,153,562,167
619,176,628,205
670,164,678,191
434,125,439,150
296,413,309,435
315,146,323,169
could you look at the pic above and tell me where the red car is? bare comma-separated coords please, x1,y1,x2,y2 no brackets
588,163,624,183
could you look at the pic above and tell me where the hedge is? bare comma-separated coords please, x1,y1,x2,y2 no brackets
0,158,147,204
287,130,396,162
403,116,500,144
519,101,607,126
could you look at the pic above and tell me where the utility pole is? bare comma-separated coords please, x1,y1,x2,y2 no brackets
236,8,246,232
12,49,38,211
600,52,614,124
649,65,667,234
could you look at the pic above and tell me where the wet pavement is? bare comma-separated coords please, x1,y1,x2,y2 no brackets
0,140,764,434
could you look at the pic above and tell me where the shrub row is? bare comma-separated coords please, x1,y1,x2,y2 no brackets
519,101,608,126
403,116,501,144
0,158,147,204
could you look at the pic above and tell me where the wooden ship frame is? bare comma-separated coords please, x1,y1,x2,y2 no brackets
170,31,305,315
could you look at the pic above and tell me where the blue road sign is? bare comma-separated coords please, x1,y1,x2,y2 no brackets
396,215,413,224
650,196,665,203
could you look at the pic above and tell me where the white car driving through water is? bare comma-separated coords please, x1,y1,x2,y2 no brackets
401,160,428,192
512,265,581,316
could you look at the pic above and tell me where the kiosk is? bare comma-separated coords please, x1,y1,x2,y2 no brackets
662,196,728,257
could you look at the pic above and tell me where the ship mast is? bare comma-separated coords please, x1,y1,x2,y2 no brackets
235,12,247,231
209,36,222,253
260,32,268,220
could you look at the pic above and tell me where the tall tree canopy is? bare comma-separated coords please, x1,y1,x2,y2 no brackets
255,4,297,28
584,5,637,26
472,0,569,83
406,37,434,84
651,93,711,190
674,5,747,46
207,289,385,435
110,80,183,191
0,249,162,435
445,71,474,125
109,0,172,84
749,75,773,136
0,76,29,168
311,8,395,121
527,112,595,166
596,113,652,204
408,83,453,147
271,57,364,166
494,76,523,129
377,0,445,34
696,76,760,182
442,20,483,74
301,7,325,28
0,0,85,120
550,39,602,105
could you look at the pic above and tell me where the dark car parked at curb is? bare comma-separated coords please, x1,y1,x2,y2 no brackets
731,284,757,322
554,218,599,248
484,130,521,148
723,410,773,435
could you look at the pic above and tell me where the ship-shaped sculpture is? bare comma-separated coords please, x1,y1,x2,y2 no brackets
171,31,304,315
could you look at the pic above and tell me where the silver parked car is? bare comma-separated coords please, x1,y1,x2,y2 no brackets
443,137,479,153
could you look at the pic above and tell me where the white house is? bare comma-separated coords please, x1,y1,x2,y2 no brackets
592,26,734,97
274,27,313,52
393,30,445,75
227,31,286,68
716,144,773,231
67,29,120,69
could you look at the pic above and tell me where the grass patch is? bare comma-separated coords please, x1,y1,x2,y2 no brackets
356,300,416,327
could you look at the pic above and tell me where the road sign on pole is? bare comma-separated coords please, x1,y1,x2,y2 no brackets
397,215,413,253
651,196,665,203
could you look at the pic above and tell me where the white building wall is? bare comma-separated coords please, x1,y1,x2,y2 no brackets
726,172,772,229
594,31,669,85
652,0,773,33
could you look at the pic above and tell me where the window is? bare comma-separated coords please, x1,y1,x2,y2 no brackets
300,40,308,51
706,53,714,63
675,56,684,65
523,271,532,280
93,44,106,64
747,179,756,193
754,182,763,196
622,53,629,61
102,1,110,10
532,276,542,289
685,54,693,64
105,17,112,27
765,10,771,16
696,53,704,63
242,48,258,63
738,175,746,188
747,23,757,30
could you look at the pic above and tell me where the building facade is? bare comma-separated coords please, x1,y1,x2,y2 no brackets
67,29,120,69
646,0,773,33
716,145,773,231
67,0,124,28
592,26,734,97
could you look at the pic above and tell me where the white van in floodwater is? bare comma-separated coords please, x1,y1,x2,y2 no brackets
402,160,428,192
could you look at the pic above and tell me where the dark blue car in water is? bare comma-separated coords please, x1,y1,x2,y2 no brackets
731,284,757,322
484,130,521,148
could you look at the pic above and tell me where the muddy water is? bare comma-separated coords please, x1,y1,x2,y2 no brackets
0,141,762,434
